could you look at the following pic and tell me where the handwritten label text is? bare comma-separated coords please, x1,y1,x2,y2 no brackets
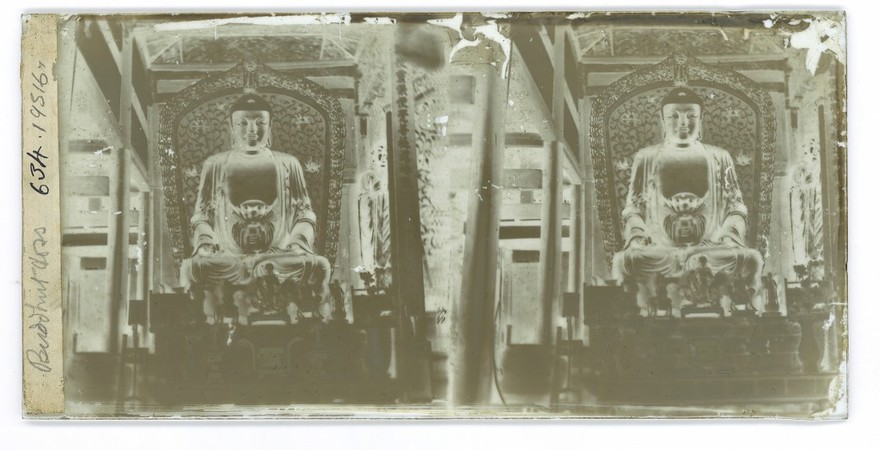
27,62,50,196
25,227,52,373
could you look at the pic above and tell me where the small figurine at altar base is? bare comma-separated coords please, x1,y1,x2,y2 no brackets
730,277,758,316
219,281,240,324
188,283,208,324
646,281,672,317
763,273,782,317
718,284,734,317
254,264,282,313
280,278,301,322
330,280,348,322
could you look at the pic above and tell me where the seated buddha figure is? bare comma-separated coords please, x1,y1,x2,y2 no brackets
611,87,763,315
181,93,331,316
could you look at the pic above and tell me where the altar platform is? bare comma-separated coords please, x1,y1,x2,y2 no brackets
146,292,403,405
584,314,838,407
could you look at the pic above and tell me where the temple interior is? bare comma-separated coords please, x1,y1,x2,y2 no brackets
59,13,845,416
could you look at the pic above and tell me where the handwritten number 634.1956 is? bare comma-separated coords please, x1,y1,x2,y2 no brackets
28,146,49,195
28,65,50,196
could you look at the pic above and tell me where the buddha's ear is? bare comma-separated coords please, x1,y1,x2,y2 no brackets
265,120,272,147
659,115,667,139
227,115,236,146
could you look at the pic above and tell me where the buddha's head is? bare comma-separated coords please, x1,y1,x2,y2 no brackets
660,87,703,147
230,93,272,153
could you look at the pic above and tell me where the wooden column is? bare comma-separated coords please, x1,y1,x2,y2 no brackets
831,61,847,298
106,27,133,354
770,91,791,282
538,141,564,345
343,183,360,292
146,104,161,292
831,61,847,372
140,191,154,351
106,145,131,354
135,192,148,301
451,60,508,406
573,184,586,337
537,25,568,347
581,97,609,282
819,102,842,292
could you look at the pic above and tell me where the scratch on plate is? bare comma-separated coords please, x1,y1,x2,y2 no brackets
364,17,397,25
788,16,846,75
153,14,352,32
566,12,596,20
428,13,512,78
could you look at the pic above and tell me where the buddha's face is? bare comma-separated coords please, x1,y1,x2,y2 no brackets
662,103,701,147
231,110,271,151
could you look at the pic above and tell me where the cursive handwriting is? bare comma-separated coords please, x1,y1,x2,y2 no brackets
25,227,51,373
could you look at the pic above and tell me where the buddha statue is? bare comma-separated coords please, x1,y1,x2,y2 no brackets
181,93,331,319
611,87,763,315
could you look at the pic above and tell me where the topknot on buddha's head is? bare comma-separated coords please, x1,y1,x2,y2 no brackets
230,93,273,116
661,87,703,108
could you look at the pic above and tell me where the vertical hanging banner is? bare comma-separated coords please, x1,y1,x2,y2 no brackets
21,14,64,415
387,55,431,400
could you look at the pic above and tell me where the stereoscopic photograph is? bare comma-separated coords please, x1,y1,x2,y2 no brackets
20,11,847,418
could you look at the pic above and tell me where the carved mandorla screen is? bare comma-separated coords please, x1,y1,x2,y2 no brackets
589,53,777,263
159,63,346,266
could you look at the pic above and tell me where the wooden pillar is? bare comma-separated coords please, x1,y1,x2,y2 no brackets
538,25,568,347
573,184,586,337
538,141,564,345
141,190,156,351
343,184,360,291
829,61,846,372
819,101,842,293
106,145,130,354
451,60,508,406
135,192,147,301
147,105,161,293
831,61,847,298
771,91,792,282
580,96,599,286
813,60,846,371
106,27,133,354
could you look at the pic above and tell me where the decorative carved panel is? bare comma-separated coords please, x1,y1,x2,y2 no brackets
154,36,350,65
412,66,449,258
577,28,784,58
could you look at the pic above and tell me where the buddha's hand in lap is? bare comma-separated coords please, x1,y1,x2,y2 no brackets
626,236,648,249
720,237,739,247
197,244,217,256
194,245,244,262
285,247,306,256
699,237,738,248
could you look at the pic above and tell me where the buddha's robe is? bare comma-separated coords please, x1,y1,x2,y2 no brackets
181,149,330,288
612,142,762,289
